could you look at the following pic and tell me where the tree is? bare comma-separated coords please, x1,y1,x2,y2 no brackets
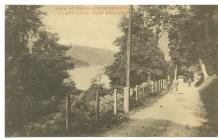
5,6,76,134
5,5,45,100
168,6,218,79
168,6,192,77
139,6,170,48
105,7,168,88
192,6,218,77
5,6,46,134
18,33,75,99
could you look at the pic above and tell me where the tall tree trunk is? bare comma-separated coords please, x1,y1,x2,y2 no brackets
114,89,117,115
199,58,209,79
205,13,210,44
65,95,71,131
155,24,161,48
21,101,24,126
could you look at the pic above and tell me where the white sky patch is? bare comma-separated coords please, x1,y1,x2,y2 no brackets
41,5,170,59
41,6,124,52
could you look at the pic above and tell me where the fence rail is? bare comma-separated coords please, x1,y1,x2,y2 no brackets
64,78,171,131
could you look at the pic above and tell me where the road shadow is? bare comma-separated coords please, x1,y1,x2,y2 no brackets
96,118,202,137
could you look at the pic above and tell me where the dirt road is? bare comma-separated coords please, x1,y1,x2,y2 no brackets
99,81,206,136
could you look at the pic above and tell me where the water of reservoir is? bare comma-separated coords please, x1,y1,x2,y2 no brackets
69,66,111,90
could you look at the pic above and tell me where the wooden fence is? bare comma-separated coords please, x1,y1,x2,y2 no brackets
65,78,170,131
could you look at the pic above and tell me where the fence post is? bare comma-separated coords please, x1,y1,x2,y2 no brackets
96,88,99,122
114,89,117,116
135,85,138,101
159,80,161,90
161,79,163,90
164,79,166,90
165,79,167,89
151,81,154,93
142,85,145,97
156,81,158,91
65,94,71,131
160,79,162,90
153,81,156,92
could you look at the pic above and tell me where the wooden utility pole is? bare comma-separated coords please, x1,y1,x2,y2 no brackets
126,5,133,88
124,5,133,113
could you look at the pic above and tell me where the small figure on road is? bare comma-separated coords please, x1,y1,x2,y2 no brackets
188,77,192,87
167,76,173,94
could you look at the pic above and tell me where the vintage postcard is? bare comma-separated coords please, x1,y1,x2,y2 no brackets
5,5,218,137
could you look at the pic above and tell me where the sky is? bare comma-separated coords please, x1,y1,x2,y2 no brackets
41,5,170,60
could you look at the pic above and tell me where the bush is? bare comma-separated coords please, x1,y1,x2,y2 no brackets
199,78,218,136
20,112,65,136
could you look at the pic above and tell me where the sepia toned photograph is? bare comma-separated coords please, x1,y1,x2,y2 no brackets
5,5,218,137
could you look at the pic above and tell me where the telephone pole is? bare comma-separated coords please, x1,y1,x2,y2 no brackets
124,5,133,113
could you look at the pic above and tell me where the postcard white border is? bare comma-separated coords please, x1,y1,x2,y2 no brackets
1,0,218,140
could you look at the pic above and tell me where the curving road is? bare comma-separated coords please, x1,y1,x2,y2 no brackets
99,81,207,136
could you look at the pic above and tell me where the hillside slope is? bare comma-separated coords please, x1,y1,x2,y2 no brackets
71,57,90,68
66,45,115,67
199,75,218,136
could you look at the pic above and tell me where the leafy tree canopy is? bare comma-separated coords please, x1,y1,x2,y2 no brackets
105,7,169,88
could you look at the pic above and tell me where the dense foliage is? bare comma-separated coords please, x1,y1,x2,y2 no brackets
5,6,76,135
168,6,218,76
5,5,218,137
106,6,169,88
